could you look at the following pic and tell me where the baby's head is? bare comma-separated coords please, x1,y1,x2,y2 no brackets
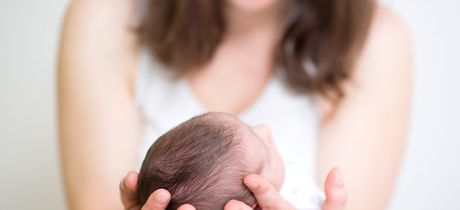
136,112,285,209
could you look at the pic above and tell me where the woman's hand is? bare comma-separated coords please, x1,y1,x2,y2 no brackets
120,171,196,210
120,168,346,210
225,167,347,210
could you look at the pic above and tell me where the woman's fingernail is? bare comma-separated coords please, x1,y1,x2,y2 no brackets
155,192,169,205
245,179,259,189
226,200,243,210
229,204,243,210
335,168,344,188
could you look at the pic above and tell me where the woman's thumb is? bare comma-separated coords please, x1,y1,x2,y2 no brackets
322,167,347,210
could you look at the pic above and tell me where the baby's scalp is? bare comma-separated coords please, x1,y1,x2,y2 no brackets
136,112,256,210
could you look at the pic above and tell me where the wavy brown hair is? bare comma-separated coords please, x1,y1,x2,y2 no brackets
139,0,376,102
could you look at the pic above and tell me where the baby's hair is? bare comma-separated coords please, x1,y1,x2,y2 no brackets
136,113,256,209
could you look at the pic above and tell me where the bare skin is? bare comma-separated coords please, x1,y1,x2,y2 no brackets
58,0,411,209
119,168,347,210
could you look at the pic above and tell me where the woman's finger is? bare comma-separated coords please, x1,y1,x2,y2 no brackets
177,204,197,210
243,174,295,210
141,189,171,210
120,171,141,210
120,171,173,210
224,200,253,210
322,168,347,210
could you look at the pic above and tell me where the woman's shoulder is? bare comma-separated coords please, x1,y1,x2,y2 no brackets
63,0,141,37
320,4,412,118
60,0,142,94
353,4,412,78
365,4,412,58
64,0,142,24
349,3,412,89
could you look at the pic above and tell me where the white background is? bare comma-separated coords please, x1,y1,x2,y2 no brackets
0,0,458,209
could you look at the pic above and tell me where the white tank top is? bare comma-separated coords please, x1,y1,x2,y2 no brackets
135,49,325,209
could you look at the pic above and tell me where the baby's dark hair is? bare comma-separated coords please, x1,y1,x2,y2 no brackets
136,113,256,209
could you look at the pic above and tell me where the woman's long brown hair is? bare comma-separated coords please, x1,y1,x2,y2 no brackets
139,0,375,103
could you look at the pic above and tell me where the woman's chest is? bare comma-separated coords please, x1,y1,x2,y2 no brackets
186,66,273,116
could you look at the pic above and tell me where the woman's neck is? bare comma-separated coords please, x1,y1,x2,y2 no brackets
224,1,288,41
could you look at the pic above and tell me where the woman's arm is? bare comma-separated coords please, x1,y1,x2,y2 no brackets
58,1,141,209
318,5,412,210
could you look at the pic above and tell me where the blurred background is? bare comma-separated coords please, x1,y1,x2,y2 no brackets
0,0,458,209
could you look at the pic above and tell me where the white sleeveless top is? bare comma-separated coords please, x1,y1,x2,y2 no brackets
135,49,325,209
